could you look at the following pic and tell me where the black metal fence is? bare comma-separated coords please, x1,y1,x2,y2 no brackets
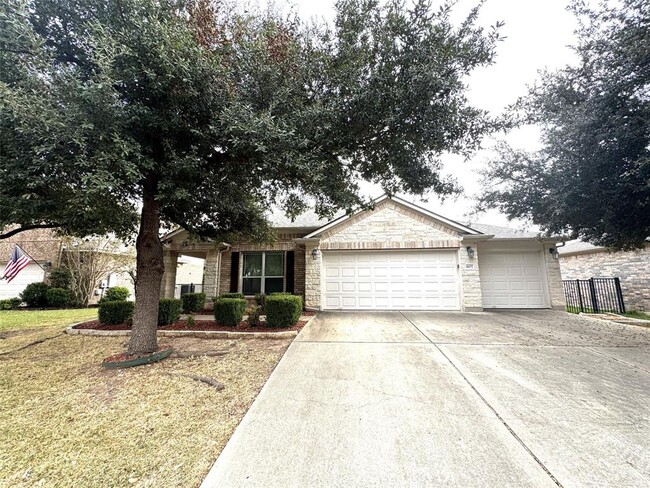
175,283,203,298
563,278,625,314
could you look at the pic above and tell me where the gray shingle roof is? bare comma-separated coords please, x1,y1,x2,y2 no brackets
267,208,335,228
470,223,541,239
557,240,604,255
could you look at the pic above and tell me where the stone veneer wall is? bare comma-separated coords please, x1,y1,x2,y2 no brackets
320,200,462,250
459,245,482,310
304,243,321,309
543,243,566,309
560,246,649,311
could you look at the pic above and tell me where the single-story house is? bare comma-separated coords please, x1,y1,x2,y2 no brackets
559,240,649,312
161,195,565,311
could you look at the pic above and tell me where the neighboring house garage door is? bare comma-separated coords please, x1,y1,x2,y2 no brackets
322,251,460,310
0,263,45,300
479,252,547,308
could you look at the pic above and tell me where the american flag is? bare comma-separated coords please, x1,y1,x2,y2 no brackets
2,245,32,283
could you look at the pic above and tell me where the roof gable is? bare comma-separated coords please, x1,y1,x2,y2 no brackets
303,195,481,239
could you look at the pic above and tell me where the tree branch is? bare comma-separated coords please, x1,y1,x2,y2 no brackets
0,224,60,240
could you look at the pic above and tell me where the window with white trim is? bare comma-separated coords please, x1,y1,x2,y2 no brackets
242,252,284,295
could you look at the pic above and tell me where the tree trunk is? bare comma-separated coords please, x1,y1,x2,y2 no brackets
128,182,164,355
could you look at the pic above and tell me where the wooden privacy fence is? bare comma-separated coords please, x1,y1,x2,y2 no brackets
562,278,625,314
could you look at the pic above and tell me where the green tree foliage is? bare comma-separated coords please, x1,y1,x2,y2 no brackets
1,0,500,353
480,0,650,249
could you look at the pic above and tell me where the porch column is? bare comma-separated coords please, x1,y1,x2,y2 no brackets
160,251,178,298
203,249,220,305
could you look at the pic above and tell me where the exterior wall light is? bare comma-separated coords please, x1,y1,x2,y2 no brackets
311,248,320,260
466,246,475,259
549,247,559,259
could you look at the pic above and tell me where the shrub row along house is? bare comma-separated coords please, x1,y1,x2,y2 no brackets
162,196,565,311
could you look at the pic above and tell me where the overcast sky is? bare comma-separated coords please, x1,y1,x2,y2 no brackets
287,0,580,229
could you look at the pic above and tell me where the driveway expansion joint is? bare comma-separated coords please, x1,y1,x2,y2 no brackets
399,312,565,488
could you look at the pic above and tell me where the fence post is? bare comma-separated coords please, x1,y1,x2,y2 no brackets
614,278,625,314
576,279,584,312
588,278,599,313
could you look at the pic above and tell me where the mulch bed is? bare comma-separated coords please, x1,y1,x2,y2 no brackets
74,319,307,333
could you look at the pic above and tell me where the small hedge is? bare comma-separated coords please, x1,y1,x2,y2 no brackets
0,297,21,310
99,300,135,325
181,292,206,313
220,292,245,300
100,286,130,303
20,282,50,308
265,294,303,328
158,298,183,326
46,288,71,308
214,298,246,326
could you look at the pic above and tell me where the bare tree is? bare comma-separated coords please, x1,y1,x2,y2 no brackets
61,237,134,307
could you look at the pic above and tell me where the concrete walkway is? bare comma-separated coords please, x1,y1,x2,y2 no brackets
201,311,650,488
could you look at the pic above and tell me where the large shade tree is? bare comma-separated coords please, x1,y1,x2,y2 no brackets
480,0,650,250
1,0,501,354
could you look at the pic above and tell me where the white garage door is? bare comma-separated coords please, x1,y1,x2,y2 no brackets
322,251,460,310
0,263,45,299
479,252,547,308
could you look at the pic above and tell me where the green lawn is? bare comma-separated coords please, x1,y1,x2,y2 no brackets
624,310,650,321
0,308,98,332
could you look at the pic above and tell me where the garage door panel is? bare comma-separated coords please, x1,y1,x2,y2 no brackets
322,251,460,311
479,252,547,309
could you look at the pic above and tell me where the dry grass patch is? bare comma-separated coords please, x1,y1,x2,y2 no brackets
0,333,291,487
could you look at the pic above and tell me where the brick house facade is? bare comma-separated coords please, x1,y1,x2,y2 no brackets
559,242,650,312
161,196,565,311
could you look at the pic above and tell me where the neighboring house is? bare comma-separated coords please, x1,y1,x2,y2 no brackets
559,240,649,312
0,228,63,300
0,228,135,302
162,195,565,311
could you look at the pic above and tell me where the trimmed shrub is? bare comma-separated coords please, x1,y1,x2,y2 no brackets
0,297,22,310
20,282,50,308
265,294,302,328
181,292,206,313
48,268,71,289
254,293,266,311
46,288,72,308
158,298,183,326
100,286,130,303
214,298,246,326
247,306,263,327
98,300,135,325
220,292,245,300
186,314,196,327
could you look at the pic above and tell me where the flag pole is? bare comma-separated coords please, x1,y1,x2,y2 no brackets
14,244,49,273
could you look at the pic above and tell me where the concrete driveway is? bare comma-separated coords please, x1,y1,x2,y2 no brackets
201,311,650,488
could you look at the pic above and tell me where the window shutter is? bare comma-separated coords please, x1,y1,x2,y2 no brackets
230,252,240,293
285,251,295,294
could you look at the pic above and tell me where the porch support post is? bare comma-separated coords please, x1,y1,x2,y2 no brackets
160,251,178,298
203,249,220,306
298,239,321,310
